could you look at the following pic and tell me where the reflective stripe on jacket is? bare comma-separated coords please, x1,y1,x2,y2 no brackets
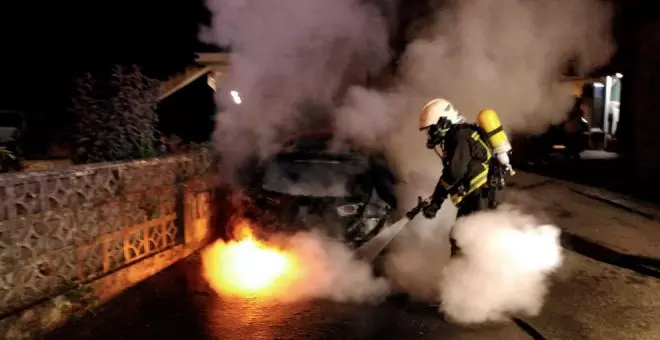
431,124,492,205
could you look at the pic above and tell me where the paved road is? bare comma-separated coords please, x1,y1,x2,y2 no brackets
45,172,660,340
44,253,539,340
518,149,659,204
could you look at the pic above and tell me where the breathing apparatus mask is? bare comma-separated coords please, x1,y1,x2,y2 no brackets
426,117,453,150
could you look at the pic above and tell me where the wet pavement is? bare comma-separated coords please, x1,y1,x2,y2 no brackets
44,171,660,340
43,254,535,340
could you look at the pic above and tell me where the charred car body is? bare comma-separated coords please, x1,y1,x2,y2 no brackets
236,133,397,248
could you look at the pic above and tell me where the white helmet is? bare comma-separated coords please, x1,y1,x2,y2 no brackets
419,98,464,131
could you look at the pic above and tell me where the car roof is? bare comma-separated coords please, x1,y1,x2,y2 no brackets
279,129,373,153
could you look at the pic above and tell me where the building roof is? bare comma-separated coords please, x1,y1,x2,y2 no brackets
158,52,231,101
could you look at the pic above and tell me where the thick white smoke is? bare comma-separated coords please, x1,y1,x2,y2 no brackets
336,0,612,318
337,0,614,145
439,207,563,324
272,230,390,303
201,0,611,324
201,0,392,180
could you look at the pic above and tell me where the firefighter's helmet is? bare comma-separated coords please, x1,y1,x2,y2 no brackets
419,98,463,131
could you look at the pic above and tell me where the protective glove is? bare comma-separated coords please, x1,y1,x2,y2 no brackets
422,201,442,219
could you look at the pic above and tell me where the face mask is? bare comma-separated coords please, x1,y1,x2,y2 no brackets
426,126,442,149
426,117,452,149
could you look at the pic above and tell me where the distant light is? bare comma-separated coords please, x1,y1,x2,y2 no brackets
230,90,242,104
615,73,623,78
593,82,605,88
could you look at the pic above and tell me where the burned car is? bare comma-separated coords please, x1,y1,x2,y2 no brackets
236,133,397,248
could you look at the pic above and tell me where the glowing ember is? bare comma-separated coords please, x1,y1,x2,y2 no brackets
202,221,299,298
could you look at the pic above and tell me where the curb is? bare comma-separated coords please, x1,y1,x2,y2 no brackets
567,184,660,221
508,171,660,221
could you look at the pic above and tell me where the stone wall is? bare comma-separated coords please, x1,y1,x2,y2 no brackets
0,152,216,339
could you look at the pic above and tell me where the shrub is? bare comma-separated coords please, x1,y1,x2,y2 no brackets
71,65,160,163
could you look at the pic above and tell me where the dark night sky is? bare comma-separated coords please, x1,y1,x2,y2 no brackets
4,0,215,152
3,0,656,154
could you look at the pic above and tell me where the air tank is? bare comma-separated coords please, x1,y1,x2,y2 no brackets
476,109,515,175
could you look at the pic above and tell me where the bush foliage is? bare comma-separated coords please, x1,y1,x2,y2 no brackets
71,65,160,164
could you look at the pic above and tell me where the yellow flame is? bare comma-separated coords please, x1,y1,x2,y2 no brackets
202,221,298,298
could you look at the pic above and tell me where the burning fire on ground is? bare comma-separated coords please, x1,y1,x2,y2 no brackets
201,217,390,303
202,220,301,298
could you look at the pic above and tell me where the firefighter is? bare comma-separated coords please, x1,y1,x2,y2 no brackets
417,98,512,256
